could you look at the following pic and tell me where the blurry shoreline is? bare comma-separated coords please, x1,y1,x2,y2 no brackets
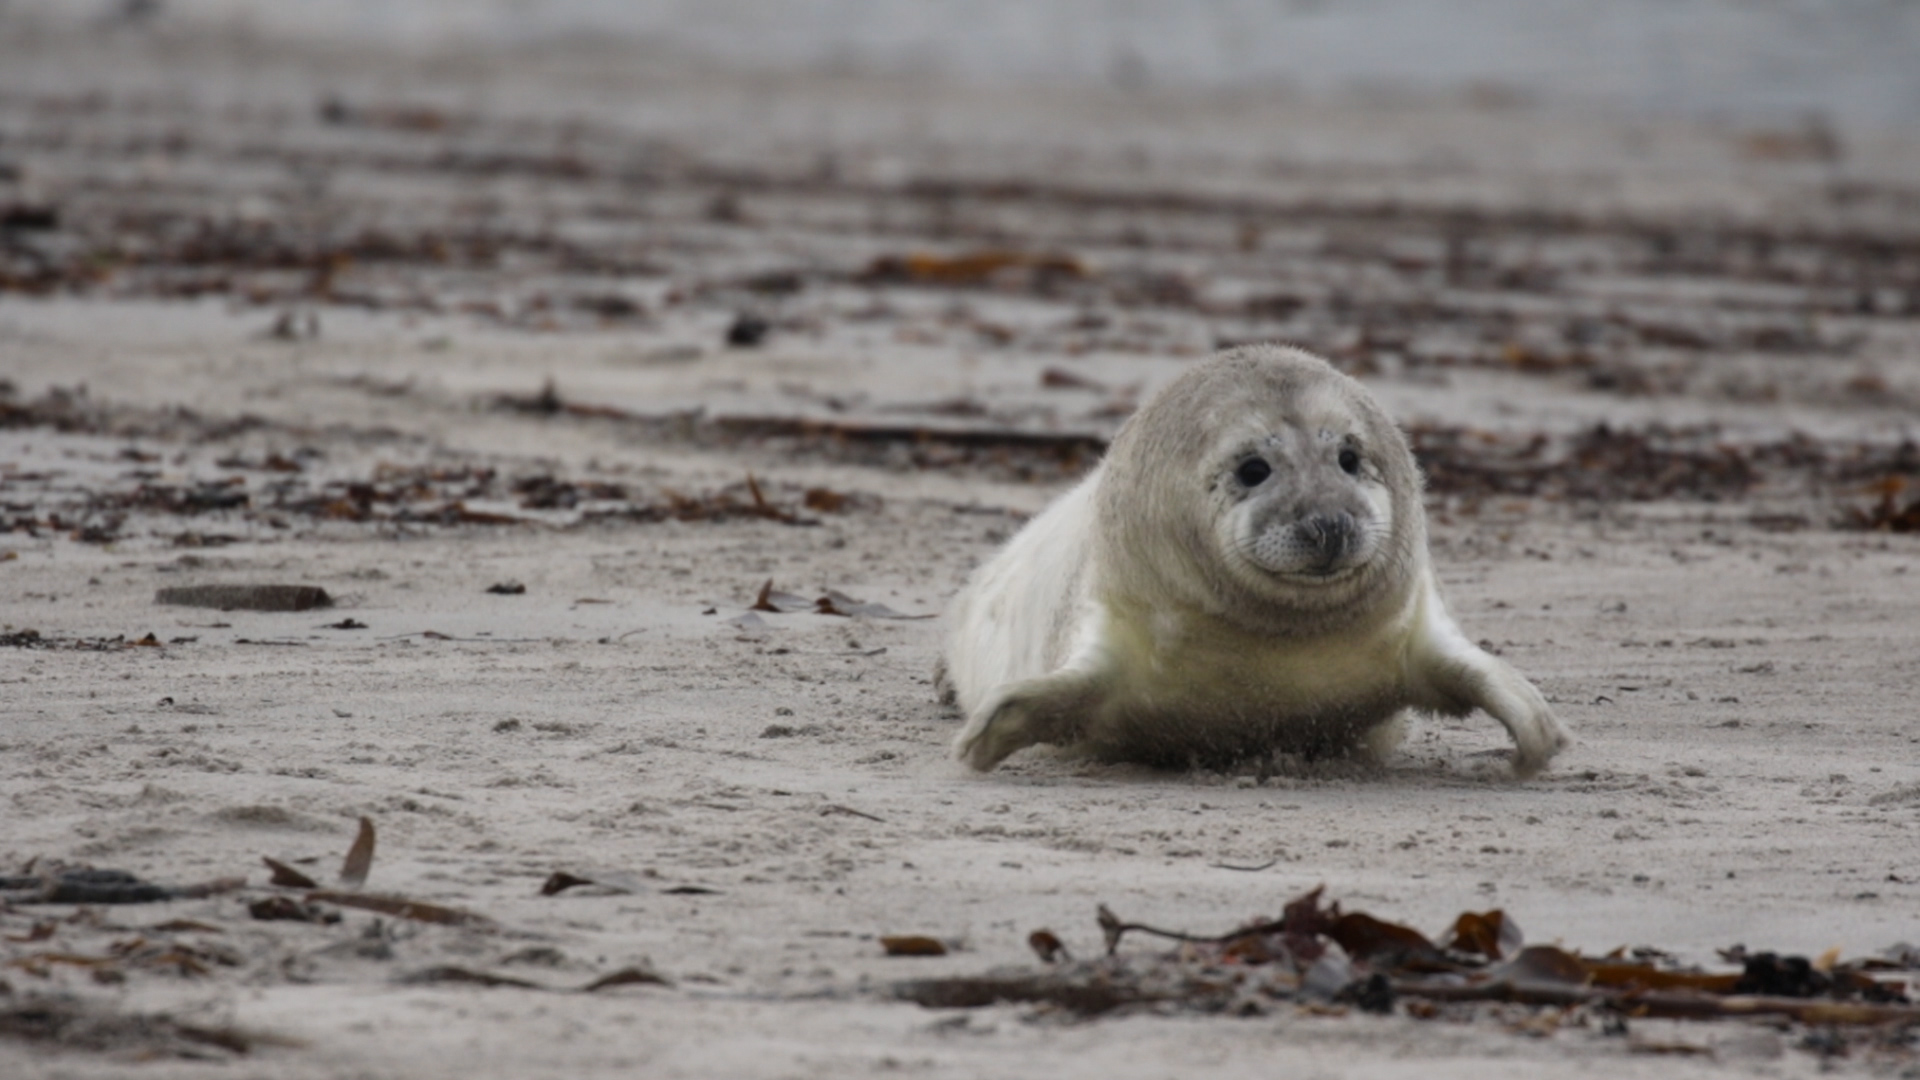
7,0,1920,137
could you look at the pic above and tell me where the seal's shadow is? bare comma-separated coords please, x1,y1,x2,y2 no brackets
975,739,1528,786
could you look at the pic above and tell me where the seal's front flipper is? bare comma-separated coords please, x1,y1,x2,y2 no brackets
953,671,1106,771
1442,653,1571,777
1407,584,1572,777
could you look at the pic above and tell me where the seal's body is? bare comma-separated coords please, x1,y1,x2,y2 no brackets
943,345,1570,775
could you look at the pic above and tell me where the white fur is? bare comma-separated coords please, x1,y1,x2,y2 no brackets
943,476,1102,717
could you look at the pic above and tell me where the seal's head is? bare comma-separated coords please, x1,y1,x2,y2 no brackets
1095,345,1423,633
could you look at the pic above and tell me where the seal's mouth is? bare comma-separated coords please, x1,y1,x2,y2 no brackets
1248,512,1372,576
1241,546,1373,582
1238,508,1383,582
1247,540,1374,582
1268,559,1367,584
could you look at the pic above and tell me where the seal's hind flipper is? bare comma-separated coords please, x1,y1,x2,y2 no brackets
953,670,1106,771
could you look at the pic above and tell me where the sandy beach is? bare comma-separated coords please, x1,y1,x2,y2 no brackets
4,7,1920,1077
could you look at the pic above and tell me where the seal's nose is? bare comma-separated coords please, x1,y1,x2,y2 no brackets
1301,512,1356,569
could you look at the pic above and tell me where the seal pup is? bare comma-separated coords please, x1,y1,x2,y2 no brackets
942,344,1570,775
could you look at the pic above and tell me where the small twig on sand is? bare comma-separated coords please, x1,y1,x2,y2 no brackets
1097,904,1288,955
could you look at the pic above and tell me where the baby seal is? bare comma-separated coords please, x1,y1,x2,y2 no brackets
943,344,1570,775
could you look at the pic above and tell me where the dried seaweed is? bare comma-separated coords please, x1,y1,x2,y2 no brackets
1,630,170,652
247,896,339,924
1444,909,1523,961
812,590,935,619
0,409,834,540
260,858,319,889
1,867,242,905
338,817,376,888
860,250,1088,290
393,965,671,993
751,580,815,613
881,936,949,957
302,890,490,927
539,871,598,896
154,585,333,612
538,870,646,896
7,375,1911,529
901,885,1920,1056
1029,930,1070,964
1409,424,1764,502
0,997,272,1058
1843,477,1920,532
707,415,1106,481
748,580,932,620
895,966,1195,1015
520,400,1918,505
580,966,672,992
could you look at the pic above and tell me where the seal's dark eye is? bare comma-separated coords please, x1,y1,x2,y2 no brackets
1338,448,1361,475
1235,458,1272,487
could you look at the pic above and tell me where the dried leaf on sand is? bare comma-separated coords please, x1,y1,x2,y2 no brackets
338,817,376,888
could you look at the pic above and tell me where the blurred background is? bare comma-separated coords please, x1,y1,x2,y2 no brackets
2,0,1916,515
12,0,1920,135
